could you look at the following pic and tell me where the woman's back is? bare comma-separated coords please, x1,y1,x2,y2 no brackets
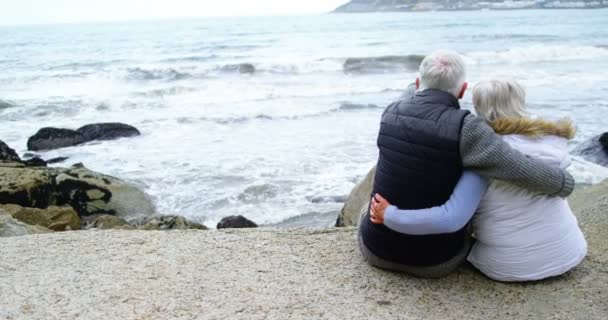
468,132,587,281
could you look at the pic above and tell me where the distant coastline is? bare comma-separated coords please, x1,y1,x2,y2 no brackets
333,0,608,13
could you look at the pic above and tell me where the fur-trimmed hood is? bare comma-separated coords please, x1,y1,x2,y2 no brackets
490,117,576,140
488,117,574,169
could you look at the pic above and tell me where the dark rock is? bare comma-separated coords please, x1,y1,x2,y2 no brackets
76,123,140,141
599,133,608,152
21,157,47,167
572,133,608,167
0,140,20,162
217,215,258,229
27,127,87,151
22,152,40,159
46,157,69,164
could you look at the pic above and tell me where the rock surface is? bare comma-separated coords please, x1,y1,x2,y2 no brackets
0,162,155,219
27,123,140,151
0,209,51,237
84,214,134,230
134,215,208,230
217,215,258,229
0,180,606,319
0,204,80,231
76,123,140,141
27,127,87,151
572,133,608,167
0,140,21,162
336,166,375,227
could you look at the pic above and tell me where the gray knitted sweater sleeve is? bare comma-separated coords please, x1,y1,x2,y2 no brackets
460,114,574,197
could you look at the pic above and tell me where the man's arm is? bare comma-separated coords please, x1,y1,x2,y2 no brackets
460,115,574,197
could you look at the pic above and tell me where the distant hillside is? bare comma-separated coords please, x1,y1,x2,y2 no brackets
333,0,608,12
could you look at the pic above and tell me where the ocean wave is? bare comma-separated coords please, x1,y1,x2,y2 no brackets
465,45,608,64
161,55,219,63
237,183,280,204
192,102,383,125
343,55,425,74
131,86,199,98
333,102,381,111
45,60,124,71
218,63,256,74
470,34,559,41
126,67,192,81
0,99,15,110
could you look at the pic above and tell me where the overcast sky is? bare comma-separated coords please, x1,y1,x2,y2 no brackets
1,0,350,25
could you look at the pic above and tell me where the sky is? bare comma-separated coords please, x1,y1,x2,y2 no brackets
0,0,350,25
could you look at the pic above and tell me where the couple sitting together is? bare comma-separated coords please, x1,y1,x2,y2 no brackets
357,50,587,282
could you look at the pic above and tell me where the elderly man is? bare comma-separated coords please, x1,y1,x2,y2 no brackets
357,50,574,278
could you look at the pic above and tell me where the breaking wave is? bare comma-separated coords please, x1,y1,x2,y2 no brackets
465,45,608,64
126,67,192,81
343,55,425,74
191,102,383,125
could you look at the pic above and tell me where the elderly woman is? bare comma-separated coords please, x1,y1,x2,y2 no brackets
370,79,587,282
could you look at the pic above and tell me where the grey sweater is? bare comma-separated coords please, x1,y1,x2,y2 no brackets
460,114,574,197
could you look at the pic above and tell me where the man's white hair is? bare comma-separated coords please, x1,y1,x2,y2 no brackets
473,79,528,122
419,50,466,96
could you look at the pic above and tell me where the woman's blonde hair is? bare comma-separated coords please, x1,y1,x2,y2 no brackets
472,79,528,122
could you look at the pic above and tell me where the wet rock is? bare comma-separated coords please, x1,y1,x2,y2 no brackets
0,164,56,208
600,132,608,151
21,157,47,167
134,215,207,230
0,161,155,219
22,152,40,159
217,215,258,229
0,140,20,162
0,209,52,237
85,215,134,230
335,166,375,227
46,157,69,164
27,128,87,151
76,123,140,141
572,133,608,167
27,123,140,151
0,204,80,231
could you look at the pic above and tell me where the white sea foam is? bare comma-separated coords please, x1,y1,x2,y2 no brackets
464,45,608,64
1,11,607,227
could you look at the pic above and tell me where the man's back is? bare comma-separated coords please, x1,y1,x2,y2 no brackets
360,89,470,266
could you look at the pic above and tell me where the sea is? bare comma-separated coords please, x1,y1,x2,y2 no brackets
1,9,608,227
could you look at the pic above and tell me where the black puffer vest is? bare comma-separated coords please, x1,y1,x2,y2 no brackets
360,89,470,266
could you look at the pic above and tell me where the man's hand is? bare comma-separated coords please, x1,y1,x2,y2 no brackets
370,193,391,224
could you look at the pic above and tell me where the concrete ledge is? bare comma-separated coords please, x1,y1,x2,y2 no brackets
1,182,606,319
